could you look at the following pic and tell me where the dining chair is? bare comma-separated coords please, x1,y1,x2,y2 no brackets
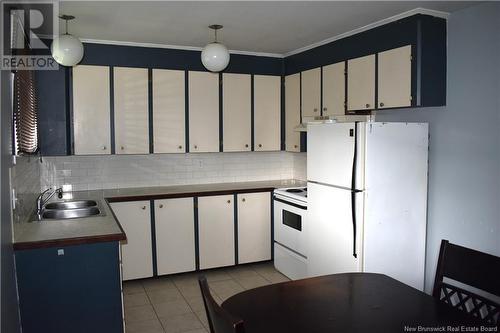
432,239,500,325
198,276,245,333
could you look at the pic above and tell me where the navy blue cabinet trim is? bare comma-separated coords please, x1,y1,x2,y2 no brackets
234,194,239,265
194,197,200,270
185,70,190,153
219,73,223,152
148,69,154,153
280,76,285,151
66,67,74,155
110,67,116,154
250,75,255,151
150,199,158,276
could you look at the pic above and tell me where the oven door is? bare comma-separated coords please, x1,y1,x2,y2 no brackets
273,196,307,257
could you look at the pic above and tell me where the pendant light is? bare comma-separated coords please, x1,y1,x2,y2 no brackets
201,24,230,72
51,15,84,67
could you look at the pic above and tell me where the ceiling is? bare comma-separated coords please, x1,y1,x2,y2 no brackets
60,1,477,56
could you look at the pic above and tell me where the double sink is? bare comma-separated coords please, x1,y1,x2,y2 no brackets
40,199,104,220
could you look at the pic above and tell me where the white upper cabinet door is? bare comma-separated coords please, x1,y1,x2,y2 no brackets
285,73,301,152
301,68,321,118
237,192,271,264
322,62,346,117
72,65,111,155
110,201,153,280
223,73,251,152
152,69,185,153
198,195,235,270
155,198,195,275
347,54,376,111
114,67,149,154
188,71,219,153
254,75,281,151
378,45,412,109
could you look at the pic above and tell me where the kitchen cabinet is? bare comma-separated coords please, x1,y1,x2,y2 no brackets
155,198,196,275
254,75,281,151
15,242,123,333
301,68,321,118
198,195,235,269
347,54,375,112
377,45,412,109
322,62,345,116
72,65,111,155
285,73,301,152
237,192,271,264
188,71,220,153
152,69,186,153
223,73,251,152
114,67,149,154
110,201,153,280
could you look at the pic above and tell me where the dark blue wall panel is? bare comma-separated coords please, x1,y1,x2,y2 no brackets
15,242,123,333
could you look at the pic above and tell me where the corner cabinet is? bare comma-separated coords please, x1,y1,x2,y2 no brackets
377,45,412,109
223,73,251,152
152,69,186,153
188,71,220,153
15,242,123,333
254,75,281,151
285,73,301,152
72,65,111,155
114,67,150,154
110,201,153,280
237,192,271,264
198,195,235,269
154,198,196,275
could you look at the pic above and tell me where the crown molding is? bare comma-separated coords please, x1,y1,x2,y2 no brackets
283,7,449,57
79,38,284,58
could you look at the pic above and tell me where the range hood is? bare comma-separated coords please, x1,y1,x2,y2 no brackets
294,114,374,132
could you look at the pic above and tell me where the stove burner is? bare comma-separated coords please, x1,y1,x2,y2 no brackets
286,188,306,193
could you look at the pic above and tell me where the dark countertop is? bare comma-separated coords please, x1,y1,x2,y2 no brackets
13,179,305,250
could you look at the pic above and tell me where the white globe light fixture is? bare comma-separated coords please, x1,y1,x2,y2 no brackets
201,24,230,72
51,15,84,67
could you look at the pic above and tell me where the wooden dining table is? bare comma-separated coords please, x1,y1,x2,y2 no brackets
222,273,490,333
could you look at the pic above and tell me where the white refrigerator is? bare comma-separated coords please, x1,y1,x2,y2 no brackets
307,122,428,290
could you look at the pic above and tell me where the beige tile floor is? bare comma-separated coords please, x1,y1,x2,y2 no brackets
123,261,289,333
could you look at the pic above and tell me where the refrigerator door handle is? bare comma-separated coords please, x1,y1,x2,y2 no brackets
350,122,360,258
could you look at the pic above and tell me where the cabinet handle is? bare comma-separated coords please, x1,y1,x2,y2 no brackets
258,144,262,148
323,107,327,111
242,198,246,202
159,204,163,208
365,104,370,108
102,146,106,150
141,206,146,210
245,144,249,148
379,102,385,107
227,200,231,204
313,108,318,112
194,145,198,149
294,145,298,149
178,145,182,150
120,146,124,150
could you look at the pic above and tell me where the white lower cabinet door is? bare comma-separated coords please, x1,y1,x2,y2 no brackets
111,201,153,280
237,192,271,264
155,198,195,275
198,195,235,269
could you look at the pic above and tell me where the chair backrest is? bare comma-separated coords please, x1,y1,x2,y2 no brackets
433,239,500,325
198,276,245,333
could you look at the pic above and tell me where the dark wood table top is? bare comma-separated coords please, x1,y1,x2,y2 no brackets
222,273,488,333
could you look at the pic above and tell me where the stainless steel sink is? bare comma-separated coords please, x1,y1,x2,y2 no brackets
44,200,97,210
42,206,101,220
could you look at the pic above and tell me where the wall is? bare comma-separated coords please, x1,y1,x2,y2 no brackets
0,66,21,331
40,152,306,191
11,156,41,224
376,2,500,293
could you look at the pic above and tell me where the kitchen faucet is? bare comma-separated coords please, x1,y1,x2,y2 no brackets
36,187,63,221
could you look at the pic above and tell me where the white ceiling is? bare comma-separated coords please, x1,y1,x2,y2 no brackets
60,1,477,56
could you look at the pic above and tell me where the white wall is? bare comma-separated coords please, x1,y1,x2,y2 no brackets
40,152,307,191
376,2,500,293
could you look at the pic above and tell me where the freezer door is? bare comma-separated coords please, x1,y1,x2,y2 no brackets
307,182,364,277
307,122,365,189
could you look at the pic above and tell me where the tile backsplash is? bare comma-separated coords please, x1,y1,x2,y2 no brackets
11,155,41,223
41,152,307,191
